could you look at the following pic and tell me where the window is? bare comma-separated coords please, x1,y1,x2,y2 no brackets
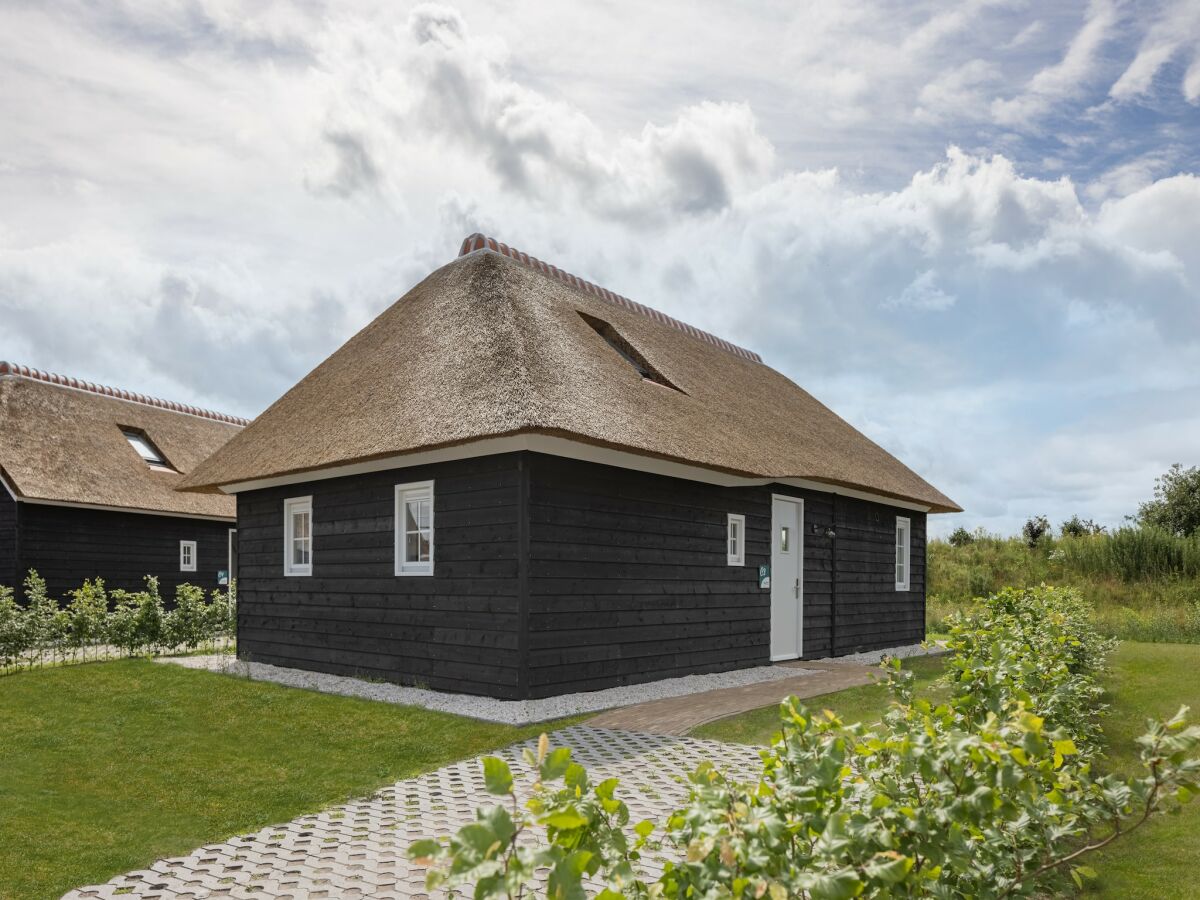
395,481,434,576
284,496,313,576
895,516,911,591
122,428,174,472
179,540,196,572
727,513,745,566
578,311,683,393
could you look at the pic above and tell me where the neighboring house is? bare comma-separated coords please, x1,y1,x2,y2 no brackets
180,234,961,700
0,362,245,599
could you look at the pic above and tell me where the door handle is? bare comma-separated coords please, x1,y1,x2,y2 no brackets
794,577,800,599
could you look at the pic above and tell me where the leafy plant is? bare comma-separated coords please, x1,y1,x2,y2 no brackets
0,585,28,670
1021,515,1051,548
1136,463,1200,537
947,526,975,547
166,584,209,652
414,586,1200,898
65,578,109,661
1061,515,1106,538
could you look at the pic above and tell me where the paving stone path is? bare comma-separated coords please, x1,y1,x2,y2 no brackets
63,726,764,899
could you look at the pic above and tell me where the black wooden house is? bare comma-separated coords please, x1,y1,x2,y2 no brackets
181,234,960,699
0,362,244,599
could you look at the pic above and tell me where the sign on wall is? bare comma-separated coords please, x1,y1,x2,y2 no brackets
758,564,771,589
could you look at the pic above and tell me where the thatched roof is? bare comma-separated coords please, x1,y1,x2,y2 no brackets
0,362,241,519
180,235,960,513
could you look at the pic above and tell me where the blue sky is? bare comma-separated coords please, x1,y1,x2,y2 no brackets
1,0,1198,535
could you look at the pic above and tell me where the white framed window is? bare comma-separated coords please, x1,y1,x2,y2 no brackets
895,516,911,591
284,496,313,577
395,481,434,576
179,540,196,572
727,513,746,566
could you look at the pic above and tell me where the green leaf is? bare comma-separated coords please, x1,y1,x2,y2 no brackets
406,838,441,861
634,819,655,839
482,757,513,796
540,747,573,781
805,869,863,900
544,808,589,830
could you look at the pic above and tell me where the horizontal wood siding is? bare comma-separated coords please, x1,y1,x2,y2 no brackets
831,496,926,654
524,456,925,696
235,454,523,698
14,502,232,601
0,484,17,590
526,454,769,697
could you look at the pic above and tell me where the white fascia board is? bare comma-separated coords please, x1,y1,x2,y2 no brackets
0,471,17,502
16,495,235,522
216,434,933,513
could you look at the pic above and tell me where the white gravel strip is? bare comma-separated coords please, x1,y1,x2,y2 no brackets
810,642,945,666
156,655,816,725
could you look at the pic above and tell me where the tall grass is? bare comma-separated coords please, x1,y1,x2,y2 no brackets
929,527,1200,644
1055,527,1200,581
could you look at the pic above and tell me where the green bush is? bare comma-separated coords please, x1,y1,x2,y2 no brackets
414,586,1200,898
0,571,236,674
1055,527,1200,582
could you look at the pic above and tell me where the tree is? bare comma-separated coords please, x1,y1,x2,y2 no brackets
948,526,975,547
1136,463,1200,537
1060,515,1106,538
1022,515,1051,548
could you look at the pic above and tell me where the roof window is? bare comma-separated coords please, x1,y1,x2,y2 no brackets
122,428,175,472
578,311,683,393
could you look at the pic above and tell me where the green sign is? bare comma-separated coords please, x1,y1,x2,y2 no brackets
217,570,229,586
758,565,771,589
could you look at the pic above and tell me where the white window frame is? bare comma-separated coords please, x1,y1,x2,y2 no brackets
395,480,435,576
895,515,911,591
727,513,746,566
284,496,313,577
179,540,197,572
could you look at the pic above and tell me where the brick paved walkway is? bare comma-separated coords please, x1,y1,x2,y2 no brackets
62,726,764,900
588,660,878,734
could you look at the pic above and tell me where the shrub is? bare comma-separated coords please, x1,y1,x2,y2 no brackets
22,570,67,667
948,526,975,547
1022,515,1051,547
65,578,108,661
1136,463,1200,537
415,586,1200,898
1056,527,1200,582
165,583,209,652
1061,515,1106,537
0,585,27,670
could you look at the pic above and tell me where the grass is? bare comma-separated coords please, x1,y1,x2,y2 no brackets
692,642,1200,898
928,534,1200,643
0,659,581,900
693,654,948,746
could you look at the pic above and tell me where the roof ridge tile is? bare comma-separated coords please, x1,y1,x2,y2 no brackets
0,361,250,426
457,233,763,364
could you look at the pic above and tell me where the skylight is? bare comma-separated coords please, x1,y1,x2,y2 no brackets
122,429,174,471
578,311,683,393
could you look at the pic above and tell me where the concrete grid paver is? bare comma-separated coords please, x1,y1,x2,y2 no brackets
63,726,764,899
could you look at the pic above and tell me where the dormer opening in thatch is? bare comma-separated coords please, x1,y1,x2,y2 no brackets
577,310,683,393
121,427,176,472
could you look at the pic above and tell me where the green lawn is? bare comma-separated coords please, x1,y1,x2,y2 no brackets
693,643,1200,898
693,653,949,746
0,659,579,900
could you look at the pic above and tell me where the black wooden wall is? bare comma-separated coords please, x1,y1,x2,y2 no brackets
10,502,232,601
233,450,926,699
234,453,524,698
0,483,17,591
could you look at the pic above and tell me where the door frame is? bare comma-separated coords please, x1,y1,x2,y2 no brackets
227,527,238,585
770,493,805,661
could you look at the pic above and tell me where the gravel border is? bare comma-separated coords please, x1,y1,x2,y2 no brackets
810,641,945,666
157,655,817,725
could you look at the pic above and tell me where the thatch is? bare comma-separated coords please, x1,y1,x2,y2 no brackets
180,237,960,513
0,365,240,518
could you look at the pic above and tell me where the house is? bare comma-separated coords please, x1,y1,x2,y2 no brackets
179,234,961,700
0,362,245,599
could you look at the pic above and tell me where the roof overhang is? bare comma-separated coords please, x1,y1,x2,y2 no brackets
211,433,940,513
6,489,235,523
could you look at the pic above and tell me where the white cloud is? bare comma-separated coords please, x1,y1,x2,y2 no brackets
1109,0,1200,103
991,0,1118,127
0,0,1198,540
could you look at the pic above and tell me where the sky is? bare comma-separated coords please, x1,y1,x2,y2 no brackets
1,0,1198,537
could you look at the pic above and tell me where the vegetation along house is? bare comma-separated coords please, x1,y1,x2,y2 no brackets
179,234,961,700
0,361,245,598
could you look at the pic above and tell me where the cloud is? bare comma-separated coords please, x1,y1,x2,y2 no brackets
991,0,1118,127
1109,0,1200,103
0,0,1198,542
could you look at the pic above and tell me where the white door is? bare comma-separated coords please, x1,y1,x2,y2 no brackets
770,496,804,660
